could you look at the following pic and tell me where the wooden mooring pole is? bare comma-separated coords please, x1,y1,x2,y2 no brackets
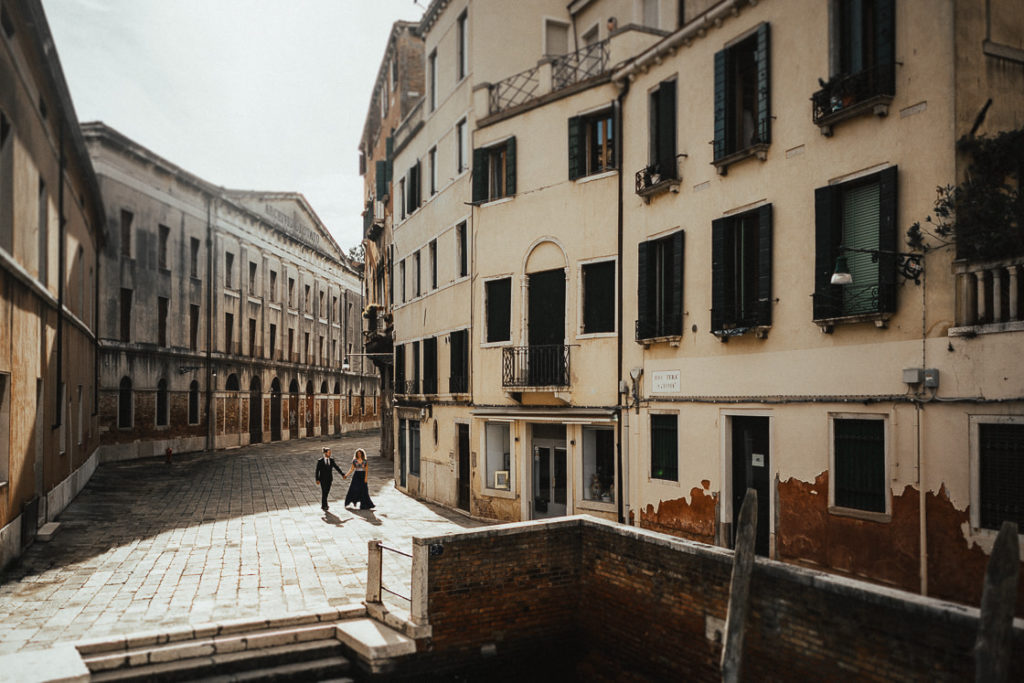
974,520,1019,683
721,488,757,683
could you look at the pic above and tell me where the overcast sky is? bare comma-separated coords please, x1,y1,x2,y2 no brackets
42,0,425,254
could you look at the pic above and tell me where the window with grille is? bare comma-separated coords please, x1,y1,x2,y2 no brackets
833,417,886,513
651,414,678,481
979,422,1024,531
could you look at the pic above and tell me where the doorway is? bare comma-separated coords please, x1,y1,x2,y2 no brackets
457,423,470,511
270,378,281,441
730,415,770,556
249,377,263,444
527,269,566,386
531,424,567,519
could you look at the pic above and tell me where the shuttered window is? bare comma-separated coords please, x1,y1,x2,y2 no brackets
423,337,438,395
836,0,895,93
409,421,421,476
711,204,772,333
394,345,405,391
637,231,684,340
582,260,615,334
713,23,770,163
833,418,885,513
472,137,516,203
375,160,388,199
651,414,678,482
449,329,469,393
646,79,677,179
485,277,512,343
979,423,1024,531
568,108,617,180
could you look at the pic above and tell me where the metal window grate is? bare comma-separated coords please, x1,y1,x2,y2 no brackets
979,423,1024,530
834,418,885,512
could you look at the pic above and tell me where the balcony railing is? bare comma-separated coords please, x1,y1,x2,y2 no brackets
635,160,680,197
635,315,683,342
811,63,895,133
951,256,1024,334
489,64,540,115
502,345,570,388
551,39,609,90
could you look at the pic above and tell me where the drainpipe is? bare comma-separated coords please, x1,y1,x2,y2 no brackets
204,195,214,451
918,263,928,596
615,79,630,525
54,128,66,434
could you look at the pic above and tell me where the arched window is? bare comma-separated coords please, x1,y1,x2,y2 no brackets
225,373,240,391
333,381,340,394
320,381,328,394
118,376,132,428
188,380,200,424
360,388,366,415
156,378,168,426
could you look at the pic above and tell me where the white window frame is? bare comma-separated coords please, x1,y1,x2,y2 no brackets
542,17,570,57
482,420,515,496
969,414,1024,539
828,412,891,521
481,274,514,348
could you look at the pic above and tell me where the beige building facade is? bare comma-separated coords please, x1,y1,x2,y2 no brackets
85,123,377,463
0,0,105,569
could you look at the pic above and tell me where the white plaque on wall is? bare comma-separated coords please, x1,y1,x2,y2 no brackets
651,370,680,394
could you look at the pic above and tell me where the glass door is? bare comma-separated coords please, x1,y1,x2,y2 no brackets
532,443,567,519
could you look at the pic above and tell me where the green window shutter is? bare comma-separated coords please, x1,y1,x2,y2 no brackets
385,136,394,182
637,240,651,338
415,160,422,208
670,230,684,335
756,203,773,326
612,100,621,170
875,0,895,93
814,185,841,319
711,217,729,333
834,419,886,513
472,148,487,203
657,80,677,176
755,23,771,145
375,160,388,198
713,49,729,161
568,116,582,180
876,165,898,313
505,137,516,196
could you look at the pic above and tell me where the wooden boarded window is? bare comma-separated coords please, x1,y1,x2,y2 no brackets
833,418,885,513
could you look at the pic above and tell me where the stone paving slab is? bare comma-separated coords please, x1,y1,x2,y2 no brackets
0,432,489,654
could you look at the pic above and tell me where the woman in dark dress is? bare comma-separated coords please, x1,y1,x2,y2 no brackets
343,448,375,510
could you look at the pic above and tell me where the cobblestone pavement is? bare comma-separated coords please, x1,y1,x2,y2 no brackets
0,432,489,654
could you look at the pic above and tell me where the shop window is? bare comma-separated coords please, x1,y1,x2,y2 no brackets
485,422,511,490
583,426,615,502
651,414,678,481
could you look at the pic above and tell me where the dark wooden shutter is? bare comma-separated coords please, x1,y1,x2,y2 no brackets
876,165,898,313
375,160,388,198
814,185,841,319
757,203,773,325
505,137,517,196
875,0,896,93
472,148,487,203
613,99,622,170
394,345,405,389
713,48,729,161
755,23,771,145
670,230,684,335
385,136,394,182
711,217,729,333
637,240,651,338
423,337,437,394
583,261,615,333
486,278,511,342
657,80,677,177
568,116,582,180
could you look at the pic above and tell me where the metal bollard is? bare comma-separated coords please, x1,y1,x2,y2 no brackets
165,447,172,464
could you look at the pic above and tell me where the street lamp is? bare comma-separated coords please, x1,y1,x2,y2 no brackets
830,245,924,286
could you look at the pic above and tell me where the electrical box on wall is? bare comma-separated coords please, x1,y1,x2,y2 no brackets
924,368,940,388
903,368,924,384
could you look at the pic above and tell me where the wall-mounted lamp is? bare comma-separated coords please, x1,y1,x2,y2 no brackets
629,367,643,414
831,245,924,286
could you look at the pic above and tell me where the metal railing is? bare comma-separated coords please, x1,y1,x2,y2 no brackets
635,160,679,196
811,63,896,126
489,64,540,115
811,284,885,320
366,540,411,604
502,345,570,388
551,39,609,90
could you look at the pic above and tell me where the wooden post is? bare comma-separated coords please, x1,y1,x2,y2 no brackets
974,520,1019,683
721,488,757,683
366,539,383,604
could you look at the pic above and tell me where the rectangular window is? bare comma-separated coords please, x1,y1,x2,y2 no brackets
395,345,406,392
0,112,11,253
269,323,277,359
713,23,771,163
472,138,516,203
399,177,407,219
405,162,421,215
456,221,468,277
423,337,437,394
429,239,438,289
651,414,678,481
581,260,615,334
269,270,277,301
249,262,257,292
225,252,234,288
119,288,132,342
76,385,83,445
456,119,468,173
568,109,616,180
978,422,1024,531
642,0,660,28
288,277,295,307
583,426,615,502
249,318,257,357
644,79,677,186
288,328,294,360
457,11,468,80
411,340,421,394
485,422,511,490
38,179,47,283
225,312,234,353
319,291,325,318
319,335,325,364
190,237,200,278
637,231,684,340
813,166,897,320
449,329,469,393
414,251,422,297
833,417,886,513
429,49,438,111
0,374,9,485
158,225,170,270
157,296,168,347
304,332,310,362
429,147,438,195
120,209,132,258
485,277,512,343
545,19,569,56
711,204,773,334
409,420,421,476
189,304,199,350
400,259,407,303
304,284,311,311
832,0,895,93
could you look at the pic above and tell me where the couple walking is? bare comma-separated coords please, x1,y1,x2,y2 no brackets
315,447,375,511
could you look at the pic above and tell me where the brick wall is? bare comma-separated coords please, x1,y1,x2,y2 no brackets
413,517,1024,681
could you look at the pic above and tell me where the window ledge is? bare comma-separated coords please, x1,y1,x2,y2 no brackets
635,334,682,347
949,320,1024,337
828,506,891,524
578,499,616,512
814,312,892,333
712,143,769,175
815,94,893,137
713,325,770,341
576,169,618,185
577,331,617,340
477,196,514,208
636,177,680,202
482,486,515,500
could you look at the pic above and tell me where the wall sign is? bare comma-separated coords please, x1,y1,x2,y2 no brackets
651,370,680,394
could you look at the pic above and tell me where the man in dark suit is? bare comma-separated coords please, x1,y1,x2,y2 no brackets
315,446,345,511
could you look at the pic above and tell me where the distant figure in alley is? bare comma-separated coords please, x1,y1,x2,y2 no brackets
315,447,345,511
343,448,375,510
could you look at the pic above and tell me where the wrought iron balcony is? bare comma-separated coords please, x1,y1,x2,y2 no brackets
635,160,680,197
551,39,609,90
811,63,895,134
502,345,570,388
489,64,540,115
